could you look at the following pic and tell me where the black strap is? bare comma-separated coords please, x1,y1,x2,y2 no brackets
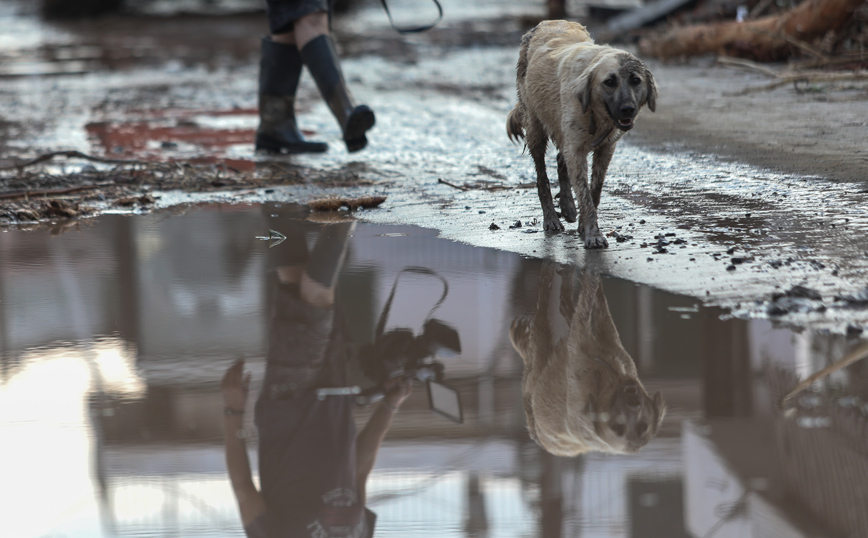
378,0,443,34
374,267,449,338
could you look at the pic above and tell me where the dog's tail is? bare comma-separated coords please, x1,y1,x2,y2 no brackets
506,103,524,143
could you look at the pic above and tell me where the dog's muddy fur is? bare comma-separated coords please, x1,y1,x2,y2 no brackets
510,261,666,455
507,20,657,248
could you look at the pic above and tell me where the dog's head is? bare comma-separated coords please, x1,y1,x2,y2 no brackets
577,52,657,132
584,366,667,453
524,354,667,456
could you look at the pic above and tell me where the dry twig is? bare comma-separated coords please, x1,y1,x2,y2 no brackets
0,150,142,171
778,340,868,411
308,195,388,211
727,70,868,95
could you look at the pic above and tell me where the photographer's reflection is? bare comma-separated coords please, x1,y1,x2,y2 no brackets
510,261,666,456
222,210,410,537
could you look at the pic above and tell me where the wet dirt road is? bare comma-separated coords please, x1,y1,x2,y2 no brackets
1,0,868,335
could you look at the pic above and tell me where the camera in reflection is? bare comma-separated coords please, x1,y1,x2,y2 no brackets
357,318,464,423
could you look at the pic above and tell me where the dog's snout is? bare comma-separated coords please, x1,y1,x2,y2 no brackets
620,105,636,117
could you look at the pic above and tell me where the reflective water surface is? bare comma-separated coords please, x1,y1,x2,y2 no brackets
1,204,867,538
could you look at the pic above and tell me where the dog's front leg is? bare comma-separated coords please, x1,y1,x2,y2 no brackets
590,142,615,208
556,152,578,223
566,149,608,249
527,121,563,232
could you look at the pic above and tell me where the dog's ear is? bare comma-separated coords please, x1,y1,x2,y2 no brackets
651,391,666,433
644,68,658,113
576,70,594,115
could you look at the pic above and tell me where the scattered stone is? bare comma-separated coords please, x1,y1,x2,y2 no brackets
615,233,633,243
726,264,736,271
115,194,156,207
489,222,500,230
766,285,825,316
509,220,522,229
772,285,822,301
835,286,868,305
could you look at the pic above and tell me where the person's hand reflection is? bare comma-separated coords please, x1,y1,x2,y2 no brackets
222,359,251,414
383,376,412,411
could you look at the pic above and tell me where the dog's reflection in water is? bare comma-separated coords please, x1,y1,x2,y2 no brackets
510,262,665,455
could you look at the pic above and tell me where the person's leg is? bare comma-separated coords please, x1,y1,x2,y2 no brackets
292,10,328,49
256,34,329,154
261,214,355,399
296,11,376,153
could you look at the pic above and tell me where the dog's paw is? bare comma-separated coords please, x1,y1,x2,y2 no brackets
543,214,565,232
584,235,609,249
559,197,578,223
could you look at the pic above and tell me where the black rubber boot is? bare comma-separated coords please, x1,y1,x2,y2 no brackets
300,35,375,153
256,37,329,154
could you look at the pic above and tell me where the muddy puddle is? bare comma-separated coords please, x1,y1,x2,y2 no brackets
1,203,867,538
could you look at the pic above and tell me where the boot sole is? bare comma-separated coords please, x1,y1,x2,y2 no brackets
344,107,376,153
256,134,328,154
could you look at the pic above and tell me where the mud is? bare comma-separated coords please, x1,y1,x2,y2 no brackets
629,57,868,184
1,0,867,332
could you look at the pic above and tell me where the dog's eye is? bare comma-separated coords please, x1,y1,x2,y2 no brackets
630,76,641,86
603,77,617,88
611,423,626,437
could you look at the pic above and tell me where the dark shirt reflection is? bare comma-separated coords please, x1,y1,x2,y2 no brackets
221,206,410,537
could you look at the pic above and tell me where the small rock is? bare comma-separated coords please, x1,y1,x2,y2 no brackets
489,222,500,230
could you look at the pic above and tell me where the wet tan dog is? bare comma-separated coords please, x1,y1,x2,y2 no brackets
507,20,657,248
509,262,665,455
